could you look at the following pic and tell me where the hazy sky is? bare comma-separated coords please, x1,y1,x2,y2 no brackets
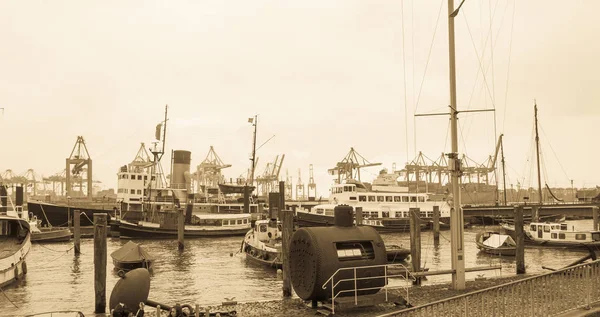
1,0,599,196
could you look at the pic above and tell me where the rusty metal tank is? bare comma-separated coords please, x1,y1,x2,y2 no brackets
289,204,387,301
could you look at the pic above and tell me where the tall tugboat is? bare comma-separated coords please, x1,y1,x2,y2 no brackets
0,185,31,288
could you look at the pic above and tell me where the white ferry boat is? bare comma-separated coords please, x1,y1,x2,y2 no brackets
502,221,600,248
296,180,450,232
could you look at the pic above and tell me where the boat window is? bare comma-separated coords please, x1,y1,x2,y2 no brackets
551,233,557,239
576,234,587,240
259,224,267,232
402,196,409,202
151,176,156,181
368,196,376,202
418,197,425,202
137,190,142,195
377,196,384,202
344,186,349,192
559,233,566,239
359,195,367,202
130,189,135,194
593,233,600,241
394,196,401,202
143,189,147,196
137,175,142,180
244,219,248,224
349,196,357,201
544,225,550,233
386,196,393,202
410,196,417,202
144,176,148,180
561,224,568,231
123,175,128,179
382,211,389,218
237,219,243,224
316,208,324,215
530,225,536,231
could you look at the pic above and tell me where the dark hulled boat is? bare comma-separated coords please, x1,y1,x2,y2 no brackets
27,200,114,227
111,240,155,271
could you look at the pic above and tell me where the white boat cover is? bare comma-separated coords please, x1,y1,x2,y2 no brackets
483,234,516,248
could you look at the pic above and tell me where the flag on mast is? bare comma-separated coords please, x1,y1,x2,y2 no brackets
155,123,162,140
248,117,254,123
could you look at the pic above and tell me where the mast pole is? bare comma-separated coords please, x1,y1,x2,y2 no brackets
501,138,507,205
448,0,465,290
534,102,543,210
160,105,168,161
250,115,258,188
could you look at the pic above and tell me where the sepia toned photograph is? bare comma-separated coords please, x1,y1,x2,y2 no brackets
1,1,599,316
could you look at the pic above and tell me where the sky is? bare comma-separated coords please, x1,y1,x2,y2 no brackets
0,0,599,197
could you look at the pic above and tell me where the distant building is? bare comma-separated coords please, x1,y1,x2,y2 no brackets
576,187,600,202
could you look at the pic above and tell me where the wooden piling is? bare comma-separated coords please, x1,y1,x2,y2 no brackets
178,208,185,251
409,207,422,285
157,305,161,316
355,207,363,226
93,214,107,314
279,181,285,220
243,185,250,214
195,304,200,317
532,205,539,222
281,200,293,297
432,205,440,242
205,306,210,317
593,206,599,231
515,205,526,274
74,209,81,255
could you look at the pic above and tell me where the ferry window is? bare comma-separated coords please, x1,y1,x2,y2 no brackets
137,175,142,180
386,196,393,202
316,208,324,215
143,189,147,196
418,197,425,202
377,196,384,202
544,226,550,233
410,196,417,202
368,196,376,202
382,211,389,218
551,233,557,239
559,233,566,239
244,219,248,224
402,196,409,202
237,219,242,224
394,196,401,202
278,224,282,231
151,176,156,181
130,189,135,194
131,174,136,179
576,234,586,240
593,233,600,241
123,175,128,179
137,190,142,195
359,196,366,202
349,196,357,201
561,224,568,230
259,224,267,232
344,186,349,192
395,212,402,218
530,225,536,231
144,176,148,181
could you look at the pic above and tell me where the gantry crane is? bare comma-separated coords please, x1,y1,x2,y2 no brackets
327,147,381,183
66,136,92,198
307,164,316,200
195,146,231,195
255,154,285,198
296,168,306,200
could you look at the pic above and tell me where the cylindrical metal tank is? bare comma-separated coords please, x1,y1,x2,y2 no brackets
171,150,191,190
289,205,387,301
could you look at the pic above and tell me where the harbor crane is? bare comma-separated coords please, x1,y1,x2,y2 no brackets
307,164,316,200
296,168,306,200
284,169,293,200
66,136,93,199
255,154,284,198
195,146,231,194
328,147,381,183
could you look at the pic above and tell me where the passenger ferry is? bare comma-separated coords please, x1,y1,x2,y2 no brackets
296,180,450,232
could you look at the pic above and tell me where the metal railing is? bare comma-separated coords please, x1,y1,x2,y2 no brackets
378,259,600,317
321,263,418,314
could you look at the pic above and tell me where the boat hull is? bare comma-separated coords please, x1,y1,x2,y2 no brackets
112,259,153,271
241,242,282,269
0,222,31,289
118,221,249,239
31,227,72,242
27,201,113,227
295,211,417,233
475,232,516,256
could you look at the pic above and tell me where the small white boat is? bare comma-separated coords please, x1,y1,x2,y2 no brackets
476,232,516,256
29,216,72,242
502,221,600,248
0,187,31,288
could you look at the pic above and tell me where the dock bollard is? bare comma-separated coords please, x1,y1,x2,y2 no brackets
93,214,107,314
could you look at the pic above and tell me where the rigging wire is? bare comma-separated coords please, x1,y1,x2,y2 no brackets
401,0,410,171
539,123,571,184
502,0,517,133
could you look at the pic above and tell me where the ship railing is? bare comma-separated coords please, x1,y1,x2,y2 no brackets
377,259,600,317
321,263,417,314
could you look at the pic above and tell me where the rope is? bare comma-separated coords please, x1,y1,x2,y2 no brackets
0,286,18,308
29,246,75,269
39,203,51,227
36,243,74,253
401,0,409,169
80,212,96,225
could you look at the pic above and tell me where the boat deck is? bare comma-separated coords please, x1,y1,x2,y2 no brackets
0,237,22,258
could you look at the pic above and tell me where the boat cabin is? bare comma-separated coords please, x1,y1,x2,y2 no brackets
253,219,282,242
527,222,600,243
191,213,251,228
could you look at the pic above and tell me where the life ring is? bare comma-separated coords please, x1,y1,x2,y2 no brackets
22,261,27,275
249,249,256,257
181,304,194,315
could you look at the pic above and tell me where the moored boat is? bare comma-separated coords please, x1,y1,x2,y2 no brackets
241,219,282,269
475,231,516,256
386,244,411,263
0,186,31,288
502,221,600,248
111,240,155,271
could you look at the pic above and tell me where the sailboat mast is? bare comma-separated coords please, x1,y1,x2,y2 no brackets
160,105,168,161
249,115,258,187
501,138,507,205
448,0,465,290
534,103,543,204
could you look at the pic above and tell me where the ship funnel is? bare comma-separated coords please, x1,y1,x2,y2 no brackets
171,150,192,202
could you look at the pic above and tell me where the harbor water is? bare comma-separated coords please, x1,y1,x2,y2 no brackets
2,220,596,315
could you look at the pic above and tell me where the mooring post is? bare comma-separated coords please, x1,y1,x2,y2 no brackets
205,306,210,317
409,207,422,285
195,304,200,317
279,181,286,220
433,205,440,242
157,305,161,316
515,205,526,274
93,214,107,314
355,206,363,226
74,209,81,255
281,185,293,297
593,206,599,231
178,208,185,251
